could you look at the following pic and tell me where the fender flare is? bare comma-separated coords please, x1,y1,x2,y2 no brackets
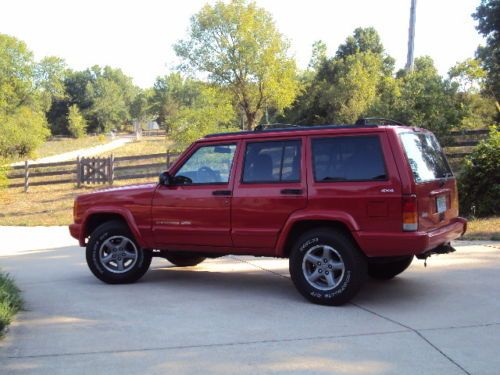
275,210,360,257
80,207,149,248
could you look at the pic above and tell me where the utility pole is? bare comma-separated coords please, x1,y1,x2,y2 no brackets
405,0,417,72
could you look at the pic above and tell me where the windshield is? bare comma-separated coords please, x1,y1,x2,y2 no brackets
399,132,453,183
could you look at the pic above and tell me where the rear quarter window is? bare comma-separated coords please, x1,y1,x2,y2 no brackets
312,136,387,182
399,132,452,183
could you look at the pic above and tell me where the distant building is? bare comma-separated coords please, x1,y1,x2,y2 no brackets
146,121,160,130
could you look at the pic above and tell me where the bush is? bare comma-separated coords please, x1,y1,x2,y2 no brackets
0,106,50,159
0,271,23,335
67,104,87,138
458,126,500,217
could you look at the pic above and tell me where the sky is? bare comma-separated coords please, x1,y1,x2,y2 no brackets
0,0,485,88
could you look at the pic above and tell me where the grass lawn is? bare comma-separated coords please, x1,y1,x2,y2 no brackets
460,217,500,241
97,136,174,158
0,271,23,337
10,136,110,163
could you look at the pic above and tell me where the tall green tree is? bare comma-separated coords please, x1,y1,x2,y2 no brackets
67,104,87,138
174,0,299,129
473,0,500,107
34,56,67,112
0,34,49,158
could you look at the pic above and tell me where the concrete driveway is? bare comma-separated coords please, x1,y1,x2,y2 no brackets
0,227,499,375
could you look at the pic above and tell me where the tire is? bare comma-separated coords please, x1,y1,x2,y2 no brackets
367,256,413,280
289,228,367,306
164,253,206,267
86,220,152,284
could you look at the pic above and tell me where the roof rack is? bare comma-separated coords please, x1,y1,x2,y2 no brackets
254,123,300,131
355,117,405,126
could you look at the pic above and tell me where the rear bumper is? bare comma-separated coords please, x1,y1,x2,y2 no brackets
356,217,467,257
69,224,84,246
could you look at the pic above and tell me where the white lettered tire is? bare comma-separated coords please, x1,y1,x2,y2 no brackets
289,228,367,306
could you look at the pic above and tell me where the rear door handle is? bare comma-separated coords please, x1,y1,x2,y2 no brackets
280,189,303,195
212,190,232,196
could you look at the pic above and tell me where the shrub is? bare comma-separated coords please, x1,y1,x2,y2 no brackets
0,271,23,335
458,126,500,217
67,104,87,138
0,106,50,159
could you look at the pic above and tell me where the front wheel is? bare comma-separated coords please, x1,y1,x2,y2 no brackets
289,228,367,306
86,221,152,284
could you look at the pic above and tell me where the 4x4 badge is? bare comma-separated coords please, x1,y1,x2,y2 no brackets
380,188,395,193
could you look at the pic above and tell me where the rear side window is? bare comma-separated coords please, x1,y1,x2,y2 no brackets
243,140,301,183
399,132,452,183
312,136,387,182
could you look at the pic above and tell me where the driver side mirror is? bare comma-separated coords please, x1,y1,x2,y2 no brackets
159,171,172,186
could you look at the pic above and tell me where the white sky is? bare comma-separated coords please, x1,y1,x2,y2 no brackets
0,0,484,88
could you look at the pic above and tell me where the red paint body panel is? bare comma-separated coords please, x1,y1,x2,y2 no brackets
70,125,466,259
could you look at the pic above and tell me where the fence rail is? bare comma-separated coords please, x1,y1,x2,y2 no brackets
7,151,181,192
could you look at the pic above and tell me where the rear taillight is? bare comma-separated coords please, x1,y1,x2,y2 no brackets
402,195,418,231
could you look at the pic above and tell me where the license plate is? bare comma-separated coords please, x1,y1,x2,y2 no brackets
436,195,447,213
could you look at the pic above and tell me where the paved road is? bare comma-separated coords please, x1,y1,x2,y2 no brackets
0,227,499,375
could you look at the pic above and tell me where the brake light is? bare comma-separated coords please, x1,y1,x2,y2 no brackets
402,195,418,231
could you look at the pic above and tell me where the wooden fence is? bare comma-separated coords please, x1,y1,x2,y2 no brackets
5,128,495,192
7,151,181,192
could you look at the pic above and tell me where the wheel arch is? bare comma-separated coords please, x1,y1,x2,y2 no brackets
276,215,362,258
81,208,147,248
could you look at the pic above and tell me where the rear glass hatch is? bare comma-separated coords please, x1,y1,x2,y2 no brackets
399,131,458,232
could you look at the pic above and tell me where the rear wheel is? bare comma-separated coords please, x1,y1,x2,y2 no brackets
86,221,152,284
367,256,414,280
289,228,367,306
164,253,206,267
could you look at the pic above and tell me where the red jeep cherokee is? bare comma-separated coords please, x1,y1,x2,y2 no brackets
70,119,467,305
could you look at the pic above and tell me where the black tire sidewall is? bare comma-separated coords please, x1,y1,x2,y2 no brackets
165,254,206,267
290,229,366,306
86,222,151,284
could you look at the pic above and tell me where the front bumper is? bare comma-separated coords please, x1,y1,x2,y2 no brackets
356,217,467,257
69,223,84,246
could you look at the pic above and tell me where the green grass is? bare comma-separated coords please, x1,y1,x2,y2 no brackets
97,136,174,158
0,271,23,337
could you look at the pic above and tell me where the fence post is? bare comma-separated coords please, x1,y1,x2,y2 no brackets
24,160,29,193
166,150,171,168
109,154,114,185
76,157,81,188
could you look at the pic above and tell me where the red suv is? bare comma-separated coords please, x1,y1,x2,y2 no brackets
70,119,467,305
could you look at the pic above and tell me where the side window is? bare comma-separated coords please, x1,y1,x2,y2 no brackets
242,140,301,183
312,136,387,182
175,144,236,184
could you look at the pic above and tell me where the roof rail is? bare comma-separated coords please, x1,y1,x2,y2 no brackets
355,117,405,126
254,123,300,131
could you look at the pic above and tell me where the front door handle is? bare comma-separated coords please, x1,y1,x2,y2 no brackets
280,189,303,195
212,190,232,196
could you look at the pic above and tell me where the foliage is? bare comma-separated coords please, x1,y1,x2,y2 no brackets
170,85,237,147
0,107,50,158
458,127,500,217
67,104,87,138
473,0,500,102
284,28,392,125
175,0,299,129
34,56,67,113
0,271,23,335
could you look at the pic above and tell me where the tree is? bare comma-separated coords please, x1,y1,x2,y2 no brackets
169,84,236,147
473,0,500,106
284,28,390,125
174,0,299,129
0,34,49,158
34,56,67,113
67,104,87,138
